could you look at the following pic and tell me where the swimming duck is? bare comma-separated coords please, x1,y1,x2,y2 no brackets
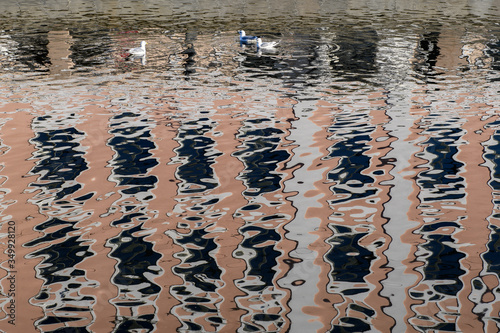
128,41,147,55
238,30,258,44
256,37,279,50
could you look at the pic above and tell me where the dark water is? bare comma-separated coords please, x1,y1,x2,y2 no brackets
1,0,500,332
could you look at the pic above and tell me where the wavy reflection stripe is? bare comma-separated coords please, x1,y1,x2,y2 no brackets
105,109,163,330
204,104,254,331
147,113,184,330
25,113,96,332
321,90,394,331
405,88,494,331
454,113,497,331
0,108,45,333
69,103,121,333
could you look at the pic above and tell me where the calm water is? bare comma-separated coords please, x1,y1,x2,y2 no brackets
1,0,500,332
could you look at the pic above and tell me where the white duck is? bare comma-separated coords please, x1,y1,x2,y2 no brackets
238,30,258,44
128,41,147,56
256,37,279,50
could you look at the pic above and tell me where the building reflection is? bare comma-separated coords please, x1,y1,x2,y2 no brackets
1,11,500,332
406,24,500,332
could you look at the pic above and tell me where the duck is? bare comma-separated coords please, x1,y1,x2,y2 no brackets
238,30,258,44
256,37,279,50
128,41,147,56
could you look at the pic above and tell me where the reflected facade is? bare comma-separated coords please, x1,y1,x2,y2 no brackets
1,0,500,332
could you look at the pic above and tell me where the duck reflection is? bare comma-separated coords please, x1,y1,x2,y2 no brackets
127,53,147,66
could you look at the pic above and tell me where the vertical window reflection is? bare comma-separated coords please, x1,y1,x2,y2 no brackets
234,119,290,196
106,110,162,330
26,116,94,332
408,114,468,330
174,119,221,194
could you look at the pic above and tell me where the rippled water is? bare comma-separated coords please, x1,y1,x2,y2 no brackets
1,0,500,332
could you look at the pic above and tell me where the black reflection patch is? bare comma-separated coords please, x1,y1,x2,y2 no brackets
241,204,261,211
485,225,500,275
114,314,155,333
173,228,222,292
421,234,465,296
235,127,289,196
331,317,371,332
30,127,88,199
108,125,159,195
108,224,162,295
418,130,465,202
327,132,377,204
240,226,281,290
326,226,375,283
28,236,92,285
175,123,221,193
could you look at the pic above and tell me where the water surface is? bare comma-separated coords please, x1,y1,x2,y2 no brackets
1,0,500,332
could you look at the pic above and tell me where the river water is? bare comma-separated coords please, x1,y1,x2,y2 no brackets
1,0,500,332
